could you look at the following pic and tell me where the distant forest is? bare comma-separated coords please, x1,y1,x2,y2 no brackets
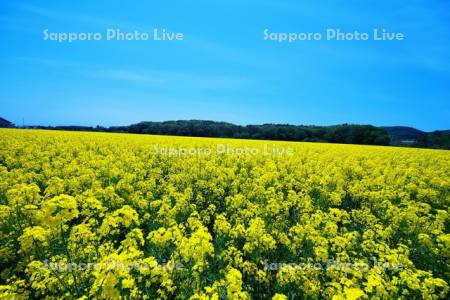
18,120,450,149
30,120,391,145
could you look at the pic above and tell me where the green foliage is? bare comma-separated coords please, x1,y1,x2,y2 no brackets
29,120,392,146
121,121,391,146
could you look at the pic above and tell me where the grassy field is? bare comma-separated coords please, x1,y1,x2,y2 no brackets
0,129,449,299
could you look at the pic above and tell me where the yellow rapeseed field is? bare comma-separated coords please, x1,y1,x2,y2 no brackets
0,129,449,299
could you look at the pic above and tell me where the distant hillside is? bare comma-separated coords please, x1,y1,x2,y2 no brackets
383,126,450,149
23,120,449,149
34,120,389,146
382,126,424,144
109,120,391,145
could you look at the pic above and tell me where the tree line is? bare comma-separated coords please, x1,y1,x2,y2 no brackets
29,120,390,146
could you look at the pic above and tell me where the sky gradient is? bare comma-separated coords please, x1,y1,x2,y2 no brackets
1,0,449,131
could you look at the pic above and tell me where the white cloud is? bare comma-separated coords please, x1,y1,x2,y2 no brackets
18,57,254,90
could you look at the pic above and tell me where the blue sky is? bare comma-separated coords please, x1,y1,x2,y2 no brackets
0,0,449,131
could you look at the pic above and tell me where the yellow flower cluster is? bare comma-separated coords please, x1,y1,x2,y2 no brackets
0,128,449,299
